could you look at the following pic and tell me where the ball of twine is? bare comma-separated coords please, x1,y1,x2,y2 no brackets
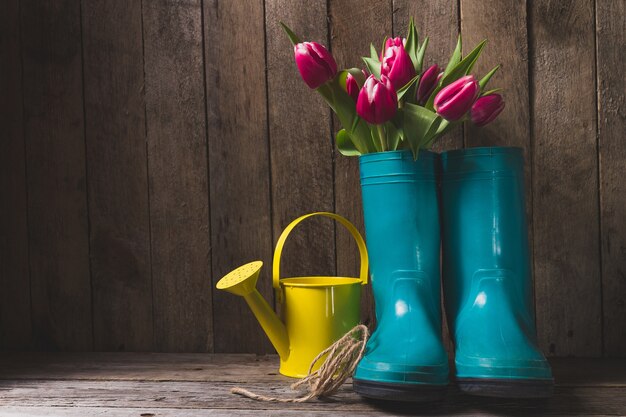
230,324,369,403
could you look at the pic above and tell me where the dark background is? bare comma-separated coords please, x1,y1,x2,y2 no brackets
1,0,624,357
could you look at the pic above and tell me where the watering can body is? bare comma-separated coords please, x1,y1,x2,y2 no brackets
216,212,368,378
440,147,553,397
353,150,449,401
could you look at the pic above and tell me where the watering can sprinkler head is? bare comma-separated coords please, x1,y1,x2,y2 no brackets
216,260,263,297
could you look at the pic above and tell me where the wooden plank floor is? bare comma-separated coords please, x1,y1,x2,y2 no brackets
0,354,624,416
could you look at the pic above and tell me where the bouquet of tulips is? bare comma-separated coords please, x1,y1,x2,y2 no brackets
281,19,505,158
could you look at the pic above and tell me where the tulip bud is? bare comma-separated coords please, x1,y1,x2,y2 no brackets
356,74,398,125
294,42,338,89
380,41,415,91
346,73,359,102
471,94,505,126
345,70,368,103
433,75,480,121
384,37,406,50
416,64,442,105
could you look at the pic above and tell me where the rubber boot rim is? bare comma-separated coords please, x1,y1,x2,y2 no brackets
353,378,448,402
456,377,554,398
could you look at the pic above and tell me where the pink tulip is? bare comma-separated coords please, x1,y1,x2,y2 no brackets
471,94,505,126
381,40,415,91
384,37,405,50
345,72,361,102
294,42,337,89
416,64,442,105
433,75,480,121
356,74,398,124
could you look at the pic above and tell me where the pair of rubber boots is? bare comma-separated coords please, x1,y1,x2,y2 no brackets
353,147,553,401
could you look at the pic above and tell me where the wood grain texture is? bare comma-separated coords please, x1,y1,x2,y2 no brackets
205,0,274,353
0,408,443,417
266,0,336,282
328,0,393,327
1,379,624,416
143,0,212,352
82,0,153,352
394,0,463,152
20,0,92,350
0,354,623,415
1,0,624,356
0,0,31,349
530,0,601,356
596,0,626,357
0,353,623,387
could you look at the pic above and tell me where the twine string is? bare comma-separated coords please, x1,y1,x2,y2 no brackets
230,324,369,403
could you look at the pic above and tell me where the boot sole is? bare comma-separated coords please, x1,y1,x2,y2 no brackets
457,377,554,398
353,378,448,402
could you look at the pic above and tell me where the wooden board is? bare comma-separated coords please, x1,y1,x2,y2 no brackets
0,379,624,416
596,0,626,357
143,0,212,352
81,0,153,352
20,0,92,350
395,0,463,152
266,0,336,282
0,353,623,387
1,0,624,356
0,0,31,349
530,0,601,356
0,354,623,416
205,0,274,353
328,0,393,327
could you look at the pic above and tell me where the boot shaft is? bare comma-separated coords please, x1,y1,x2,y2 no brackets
354,150,449,393
359,150,442,320
440,147,552,385
441,147,533,325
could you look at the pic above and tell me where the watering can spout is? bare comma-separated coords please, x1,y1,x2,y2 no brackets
216,261,290,360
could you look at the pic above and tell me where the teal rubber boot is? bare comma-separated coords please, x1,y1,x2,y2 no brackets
353,150,449,402
440,147,553,398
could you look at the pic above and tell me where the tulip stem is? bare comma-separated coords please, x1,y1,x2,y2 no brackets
377,124,387,152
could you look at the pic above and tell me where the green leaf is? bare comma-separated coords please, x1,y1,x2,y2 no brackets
317,82,369,154
479,65,500,90
403,103,439,159
338,68,366,91
385,121,402,151
370,125,383,152
405,17,420,72
352,117,378,153
424,119,453,148
336,129,361,156
443,35,462,78
370,43,379,61
279,22,301,45
397,74,420,101
425,39,487,110
481,88,503,96
444,39,487,83
415,37,429,73
362,57,381,79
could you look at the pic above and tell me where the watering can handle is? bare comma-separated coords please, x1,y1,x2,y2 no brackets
272,212,369,291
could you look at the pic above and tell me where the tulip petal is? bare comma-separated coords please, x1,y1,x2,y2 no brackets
434,75,479,121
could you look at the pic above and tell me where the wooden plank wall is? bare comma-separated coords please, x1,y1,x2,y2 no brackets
0,0,624,357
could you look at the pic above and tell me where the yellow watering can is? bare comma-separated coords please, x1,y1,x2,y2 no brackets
216,212,368,378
